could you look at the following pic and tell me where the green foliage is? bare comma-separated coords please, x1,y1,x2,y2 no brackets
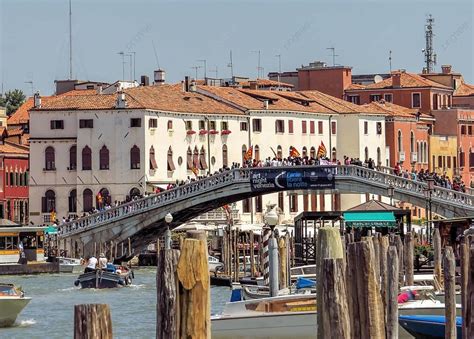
414,243,433,259
0,89,26,115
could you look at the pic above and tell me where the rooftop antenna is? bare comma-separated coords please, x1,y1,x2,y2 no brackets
131,51,136,81
68,0,73,79
151,40,160,68
227,50,234,79
25,81,34,96
326,47,338,66
389,50,392,72
251,50,262,79
126,53,133,81
423,14,437,73
118,51,126,81
191,65,202,80
198,59,207,80
209,66,218,79
275,54,282,90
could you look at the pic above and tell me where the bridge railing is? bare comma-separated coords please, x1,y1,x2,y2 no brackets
58,165,473,238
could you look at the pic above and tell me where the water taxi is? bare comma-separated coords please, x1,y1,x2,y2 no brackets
0,225,46,263
0,283,31,327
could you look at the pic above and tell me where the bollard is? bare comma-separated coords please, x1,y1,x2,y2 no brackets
164,227,172,250
268,235,279,297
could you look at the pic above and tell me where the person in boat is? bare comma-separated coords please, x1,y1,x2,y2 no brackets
84,255,98,273
98,253,108,270
397,289,418,303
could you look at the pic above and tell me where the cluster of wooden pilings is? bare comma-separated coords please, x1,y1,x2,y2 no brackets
318,227,474,339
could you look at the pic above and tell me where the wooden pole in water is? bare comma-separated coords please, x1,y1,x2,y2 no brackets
74,304,113,339
234,229,239,282
372,235,380,279
466,240,474,338
460,237,469,339
278,236,288,290
395,235,404,287
316,227,344,339
128,238,131,256
433,228,443,291
249,230,255,277
176,230,210,338
386,246,399,339
379,236,389,314
242,233,247,275
319,258,351,339
444,246,456,339
404,231,414,286
94,242,97,258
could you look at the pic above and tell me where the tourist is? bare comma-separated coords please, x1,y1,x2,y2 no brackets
98,253,108,269
84,255,98,273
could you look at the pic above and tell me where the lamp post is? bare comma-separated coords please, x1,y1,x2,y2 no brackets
164,213,173,250
387,184,395,206
265,208,279,297
424,178,435,243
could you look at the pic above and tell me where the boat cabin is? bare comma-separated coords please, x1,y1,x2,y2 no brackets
0,226,46,263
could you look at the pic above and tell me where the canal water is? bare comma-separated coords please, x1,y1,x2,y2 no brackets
1,268,231,339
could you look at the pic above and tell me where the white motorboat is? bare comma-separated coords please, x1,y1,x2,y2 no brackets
208,255,224,273
58,257,83,274
0,283,31,327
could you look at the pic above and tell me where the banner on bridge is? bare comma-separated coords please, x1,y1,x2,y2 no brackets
250,167,336,192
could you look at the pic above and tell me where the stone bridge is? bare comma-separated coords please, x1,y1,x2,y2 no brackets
57,165,474,256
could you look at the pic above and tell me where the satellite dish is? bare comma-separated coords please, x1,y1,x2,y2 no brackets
374,75,383,83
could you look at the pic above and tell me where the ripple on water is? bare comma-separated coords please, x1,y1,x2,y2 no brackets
14,319,37,328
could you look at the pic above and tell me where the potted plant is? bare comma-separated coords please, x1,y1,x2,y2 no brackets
221,129,232,135
209,129,219,135
186,130,196,135
199,129,208,135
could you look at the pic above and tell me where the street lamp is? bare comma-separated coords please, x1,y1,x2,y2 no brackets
387,184,395,206
424,178,435,243
164,213,173,250
265,208,279,297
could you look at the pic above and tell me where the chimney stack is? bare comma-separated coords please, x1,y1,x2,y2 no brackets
97,85,103,95
116,91,127,109
141,75,150,86
189,79,197,92
184,76,190,92
33,91,41,108
154,69,165,85
392,71,402,88
441,65,452,74
263,99,269,109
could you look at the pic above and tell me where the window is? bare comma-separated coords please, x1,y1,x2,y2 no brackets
289,194,298,212
42,190,56,213
412,93,421,108
130,118,142,127
50,120,64,129
275,120,285,133
129,188,141,199
186,147,193,169
397,130,403,152
240,121,248,131
288,120,294,133
410,131,415,153
433,94,439,110
470,149,474,168
438,156,443,168
348,95,360,104
254,145,260,161
447,156,451,168
310,121,315,134
99,146,109,170
199,146,208,170
331,121,336,134
242,199,251,213
149,146,157,170
167,146,175,171
97,188,111,208
241,145,247,164
255,196,263,213
149,118,157,129
461,125,466,135
220,121,228,131
302,121,307,134
79,119,94,128
302,146,307,157
252,119,262,132
376,122,382,135
377,147,381,166
83,189,93,212
82,146,92,170
209,121,216,130
318,121,323,134
45,146,55,170
167,120,173,130
364,121,368,135
370,94,381,102
68,189,77,213
130,145,140,169
198,120,205,130
185,121,193,131
460,149,465,167
278,192,284,212
193,146,199,169
469,126,473,135
364,147,369,161
69,146,77,170
384,94,393,102
221,144,228,167
310,147,316,158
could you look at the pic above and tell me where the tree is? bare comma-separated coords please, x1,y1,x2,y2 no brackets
0,89,26,116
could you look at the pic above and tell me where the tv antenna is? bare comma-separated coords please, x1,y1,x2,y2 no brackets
227,50,234,79
151,40,160,68
326,47,338,66
68,0,73,79
25,81,34,96
191,65,202,80
423,14,437,73
389,50,392,72
275,54,282,89
198,59,207,79
117,52,126,81
209,66,218,79
251,50,262,79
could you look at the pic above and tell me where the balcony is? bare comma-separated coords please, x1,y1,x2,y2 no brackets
191,209,240,223
398,151,405,162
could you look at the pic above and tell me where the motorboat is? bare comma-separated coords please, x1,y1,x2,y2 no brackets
208,255,224,273
74,266,134,289
239,277,316,300
58,257,83,274
0,283,31,327
399,315,462,339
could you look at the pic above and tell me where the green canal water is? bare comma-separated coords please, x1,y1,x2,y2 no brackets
1,268,231,339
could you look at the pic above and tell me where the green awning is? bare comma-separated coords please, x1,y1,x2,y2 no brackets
343,211,396,228
45,226,58,234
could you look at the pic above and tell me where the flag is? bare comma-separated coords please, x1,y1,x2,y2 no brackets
289,146,300,158
317,141,327,158
244,146,253,161
50,210,56,222
191,166,199,176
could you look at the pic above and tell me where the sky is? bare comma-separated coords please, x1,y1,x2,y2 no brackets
1,0,473,96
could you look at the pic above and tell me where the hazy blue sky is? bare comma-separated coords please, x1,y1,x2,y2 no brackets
1,0,472,96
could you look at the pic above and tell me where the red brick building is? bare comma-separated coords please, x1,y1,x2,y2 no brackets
297,64,352,99
0,143,29,223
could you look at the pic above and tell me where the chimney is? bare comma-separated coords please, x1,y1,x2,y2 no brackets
97,84,103,95
116,91,127,109
33,91,41,108
154,69,165,85
249,81,258,90
441,65,452,74
141,75,150,86
184,76,190,92
263,99,269,109
392,71,402,88
189,79,197,92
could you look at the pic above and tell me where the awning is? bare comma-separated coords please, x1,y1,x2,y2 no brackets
343,211,396,228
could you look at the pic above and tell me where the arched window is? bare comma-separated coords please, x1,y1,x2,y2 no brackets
166,146,175,171
254,145,260,161
193,146,199,169
42,190,56,213
130,145,140,169
82,146,92,170
45,146,55,170
417,142,421,162
459,147,465,167
199,146,208,170
410,131,415,153
241,145,247,164
302,146,307,157
167,120,173,130
222,145,228,167
424,141,428,164
331,147,337,161
99,145,110,170
364,147,369,161
68,189,77,213
83,189,93,212
97,188,111,208
470,148,474,168
129,187,141,200
377,147,381,166
310,147,316,159
277,145,282,159
187,147,193,169
69,145,77,170
149,146,157,170
397,130,403,152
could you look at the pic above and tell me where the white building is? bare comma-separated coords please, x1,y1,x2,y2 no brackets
28,83,387,225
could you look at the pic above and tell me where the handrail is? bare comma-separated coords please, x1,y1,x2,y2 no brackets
58,165,474,238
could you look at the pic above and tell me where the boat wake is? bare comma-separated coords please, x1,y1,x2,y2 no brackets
129,284,146,289
15,319,37,327
58,286,78,292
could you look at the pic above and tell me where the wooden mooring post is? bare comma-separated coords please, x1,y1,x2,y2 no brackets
433,228,443,291
466,239,474,338
404,231,414,286
379,236,389,313
249,230,255,277
386,246,399,339
460,236,470,339
278,236,288,290
74,304,113,339
444,246,456,339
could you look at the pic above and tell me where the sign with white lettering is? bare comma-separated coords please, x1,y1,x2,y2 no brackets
250,167,336,192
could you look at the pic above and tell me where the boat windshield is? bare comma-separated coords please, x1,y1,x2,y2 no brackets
0,284,19,296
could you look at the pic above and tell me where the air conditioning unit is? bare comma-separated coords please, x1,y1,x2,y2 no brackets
411,152,417,163
399,151,405,162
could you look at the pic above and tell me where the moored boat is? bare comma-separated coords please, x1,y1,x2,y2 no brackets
0,283,31,327
399,315,462,339
74,266,133,289
58,257,83,274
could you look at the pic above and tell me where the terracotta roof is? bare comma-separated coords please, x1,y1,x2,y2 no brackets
59,89,97,96
240,79,294,88
0,142,29,155
346,83,366,90
361,101,419,118
6,128,24,137
454,82,474,97
36,92,143,111
7,97,34,125
347,72,452,91
299,90,381,114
